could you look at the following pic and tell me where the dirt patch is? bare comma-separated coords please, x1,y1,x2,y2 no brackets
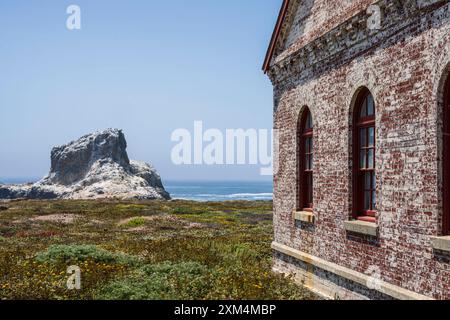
15,230,61,238
185,222,207,229
31,214,81,224
88,219,106,226
124,226,148,233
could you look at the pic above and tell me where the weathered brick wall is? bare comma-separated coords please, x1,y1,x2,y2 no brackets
283,0,376,50
269,0,450,299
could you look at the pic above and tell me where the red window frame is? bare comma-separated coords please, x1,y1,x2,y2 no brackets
298,108,314,211
353,90,377,223
443,76,450,235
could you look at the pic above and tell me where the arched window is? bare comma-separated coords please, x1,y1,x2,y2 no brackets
353,89,376,222
443,75,450,235
298,108,314,210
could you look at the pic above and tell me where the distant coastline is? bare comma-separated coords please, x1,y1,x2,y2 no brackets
1,178,273,202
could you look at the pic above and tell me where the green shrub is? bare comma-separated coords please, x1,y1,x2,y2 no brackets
140,261,207,276
123,217,147,228
171,207,193,215
96,261,211,300
35,245,140,266
115,204,148,211
96,244,314,300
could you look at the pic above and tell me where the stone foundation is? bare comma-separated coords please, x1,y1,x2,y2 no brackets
272,243,433,300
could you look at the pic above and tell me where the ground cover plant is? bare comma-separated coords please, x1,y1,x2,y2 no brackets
0,199,316,300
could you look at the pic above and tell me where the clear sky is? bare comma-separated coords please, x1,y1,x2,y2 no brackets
0,0,281,182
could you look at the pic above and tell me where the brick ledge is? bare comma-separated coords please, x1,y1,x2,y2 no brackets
344,220,378,237
272,242,434,300
431,236,450,252
293,211,315,224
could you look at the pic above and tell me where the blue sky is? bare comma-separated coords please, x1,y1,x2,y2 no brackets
0,0,280,181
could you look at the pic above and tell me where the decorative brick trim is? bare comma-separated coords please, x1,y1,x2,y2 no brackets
267,0,449,84
272,242,434,300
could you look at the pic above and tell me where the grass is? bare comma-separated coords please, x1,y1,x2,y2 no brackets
0,199,316,300
121,217,148,229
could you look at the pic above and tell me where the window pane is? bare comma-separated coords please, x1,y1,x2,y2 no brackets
307,173,313,205
360,98,367,118
360,128,367,148
367,94,375,116
364,191,371,210
360,150,367,169
368,149,374,169
305,112,312,130
372,191,376,210
305,155,310,170
310,153,314,170
371,172,376,190
365,172,371,190
368,127,375,147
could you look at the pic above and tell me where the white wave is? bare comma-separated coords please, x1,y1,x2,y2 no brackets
188,193,273,198
226,193,273,198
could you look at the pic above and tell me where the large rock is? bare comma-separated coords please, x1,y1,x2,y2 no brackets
0,129,171,200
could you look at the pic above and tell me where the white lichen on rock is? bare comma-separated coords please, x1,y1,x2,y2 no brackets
0,129,170,200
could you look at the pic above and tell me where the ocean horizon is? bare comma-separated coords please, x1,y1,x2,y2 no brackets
165,180,273,202
0,178,273,202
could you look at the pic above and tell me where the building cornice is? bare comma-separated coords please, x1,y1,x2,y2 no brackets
267,0,449,85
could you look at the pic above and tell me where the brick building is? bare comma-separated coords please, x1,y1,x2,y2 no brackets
263,0,450,300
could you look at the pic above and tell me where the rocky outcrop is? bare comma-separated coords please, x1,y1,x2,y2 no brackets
0,129,170,200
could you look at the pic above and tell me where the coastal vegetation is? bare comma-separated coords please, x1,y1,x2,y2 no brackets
0,200,315,300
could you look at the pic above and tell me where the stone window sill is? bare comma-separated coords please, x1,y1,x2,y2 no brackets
431,236,450,252
293,211,315,224
344,220,378,237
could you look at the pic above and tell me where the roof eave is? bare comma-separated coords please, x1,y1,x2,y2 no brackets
262,0,290,74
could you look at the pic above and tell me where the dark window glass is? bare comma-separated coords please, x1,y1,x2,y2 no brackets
299,108,314,210
305,113,313,130
367,94,375,116
354,91,376,220
443,77,450,235
368,127,375,147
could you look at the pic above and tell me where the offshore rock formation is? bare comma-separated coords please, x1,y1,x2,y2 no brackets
0,129,170,200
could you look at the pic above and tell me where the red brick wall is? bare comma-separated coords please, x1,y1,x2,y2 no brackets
282,0,376,53
269,1,450,299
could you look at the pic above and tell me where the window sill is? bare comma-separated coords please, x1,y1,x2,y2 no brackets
344,220,378,237
431,236,450,252
357,216,377,223
293,211,315,224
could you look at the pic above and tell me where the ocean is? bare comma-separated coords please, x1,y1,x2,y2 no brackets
0,178,273,202
164,180,273,202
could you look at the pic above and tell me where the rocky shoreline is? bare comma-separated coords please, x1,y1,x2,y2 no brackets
0,129,170,201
